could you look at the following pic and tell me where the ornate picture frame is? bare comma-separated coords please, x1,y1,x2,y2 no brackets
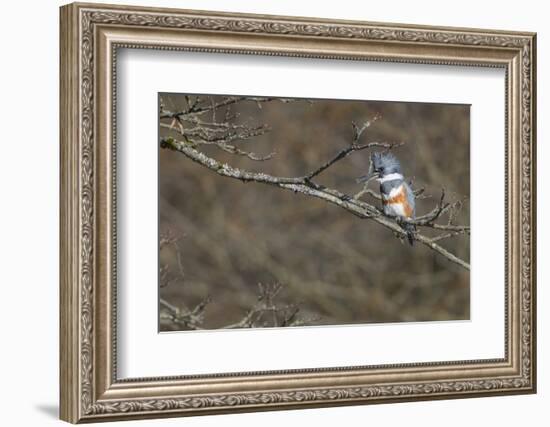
60,2,536,423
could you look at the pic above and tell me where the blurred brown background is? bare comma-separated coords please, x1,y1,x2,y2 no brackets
159,94,470,331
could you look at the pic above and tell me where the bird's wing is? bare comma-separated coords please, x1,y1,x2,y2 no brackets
404,181,416,217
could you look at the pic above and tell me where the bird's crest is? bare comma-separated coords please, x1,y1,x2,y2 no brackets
370,151,401,174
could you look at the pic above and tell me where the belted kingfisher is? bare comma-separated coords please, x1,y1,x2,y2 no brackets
357,152,416,245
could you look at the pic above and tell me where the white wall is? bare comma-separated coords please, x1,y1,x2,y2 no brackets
0,1,545,425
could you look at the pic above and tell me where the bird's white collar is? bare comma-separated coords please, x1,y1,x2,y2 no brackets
377,173,404,183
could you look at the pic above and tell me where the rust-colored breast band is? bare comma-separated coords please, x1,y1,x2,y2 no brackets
383,186,413,218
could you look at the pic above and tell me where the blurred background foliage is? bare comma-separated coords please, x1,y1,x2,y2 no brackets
159,94,470,331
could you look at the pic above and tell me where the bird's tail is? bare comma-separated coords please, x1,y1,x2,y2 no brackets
403,222,416,246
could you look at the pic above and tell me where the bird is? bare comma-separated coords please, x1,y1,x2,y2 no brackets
357,151,416,245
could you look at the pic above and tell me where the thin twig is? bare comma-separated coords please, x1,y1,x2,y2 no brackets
306,141,403,180
160,283,308,330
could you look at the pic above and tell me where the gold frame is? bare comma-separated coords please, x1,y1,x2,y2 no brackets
60,2,537,423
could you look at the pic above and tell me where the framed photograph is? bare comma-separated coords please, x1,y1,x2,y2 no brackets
60,2,537,423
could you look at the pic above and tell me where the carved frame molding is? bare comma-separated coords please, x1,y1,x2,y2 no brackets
60,2,536,423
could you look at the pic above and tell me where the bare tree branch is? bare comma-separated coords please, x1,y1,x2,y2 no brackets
159,97,470,271
160,296,211,330
160,95,280,161
161,136,470,270
305,115,404,180
159,231,313,330
305,141,403,180
160,283,312,330
160,96,287,119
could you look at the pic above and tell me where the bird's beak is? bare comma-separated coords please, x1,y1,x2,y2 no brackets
356,163,377,183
